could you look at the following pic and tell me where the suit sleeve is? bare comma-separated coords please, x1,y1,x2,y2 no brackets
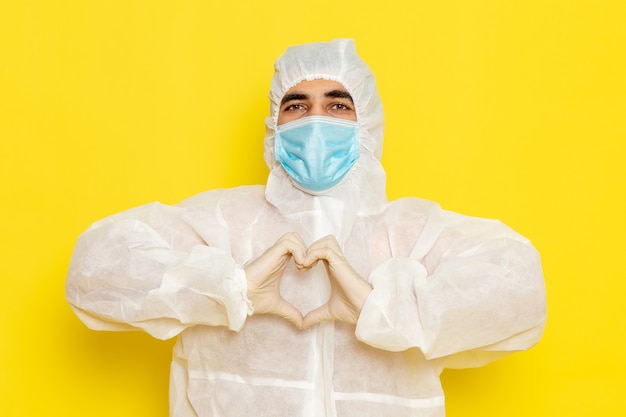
66,201,251,340
355,202,546,367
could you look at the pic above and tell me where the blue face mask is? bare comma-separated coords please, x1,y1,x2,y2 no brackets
275,116,360,193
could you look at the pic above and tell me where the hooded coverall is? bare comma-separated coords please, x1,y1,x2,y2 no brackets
66,39,546,417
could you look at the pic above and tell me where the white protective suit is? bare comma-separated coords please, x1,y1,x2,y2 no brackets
66,39,546,417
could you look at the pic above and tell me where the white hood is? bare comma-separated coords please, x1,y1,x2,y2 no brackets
263,39,388,241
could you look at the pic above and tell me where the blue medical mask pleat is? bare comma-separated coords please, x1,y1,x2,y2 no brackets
275,116,360,193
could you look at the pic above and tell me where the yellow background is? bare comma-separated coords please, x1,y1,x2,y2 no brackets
1,1,624,416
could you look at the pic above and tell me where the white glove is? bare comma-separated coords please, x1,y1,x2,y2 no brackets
301,235,372,329
244,233,307,328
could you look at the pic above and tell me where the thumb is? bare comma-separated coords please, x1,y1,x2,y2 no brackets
275,300,304,329
302,304,333,329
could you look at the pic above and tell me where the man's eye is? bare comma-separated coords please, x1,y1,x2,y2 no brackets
285,104,305,111
331,103,352,111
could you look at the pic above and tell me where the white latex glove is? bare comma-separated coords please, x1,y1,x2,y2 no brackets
244,232,307,328
301,235,373,329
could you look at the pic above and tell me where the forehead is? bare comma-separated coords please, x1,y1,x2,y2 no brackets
283,79,349,97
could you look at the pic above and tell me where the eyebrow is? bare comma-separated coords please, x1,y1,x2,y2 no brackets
281,93,308,105
325,89,353,102
280,89,354,105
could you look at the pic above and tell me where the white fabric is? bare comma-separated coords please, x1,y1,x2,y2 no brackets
66,39,546,417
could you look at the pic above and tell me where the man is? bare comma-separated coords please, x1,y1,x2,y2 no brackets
67,39,546,417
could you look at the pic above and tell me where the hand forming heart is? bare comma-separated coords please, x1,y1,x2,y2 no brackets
244,232,372,330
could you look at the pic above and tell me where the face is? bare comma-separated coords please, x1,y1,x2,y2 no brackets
277,79,357,126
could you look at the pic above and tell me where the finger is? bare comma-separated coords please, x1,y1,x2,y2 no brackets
295,258,318,271
275,299,304,329
277,232,306,247
304,235,344,265
247,233,308,279
307,235,340,251
275,232,308,262
303,247,344,269
302,305,333,329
